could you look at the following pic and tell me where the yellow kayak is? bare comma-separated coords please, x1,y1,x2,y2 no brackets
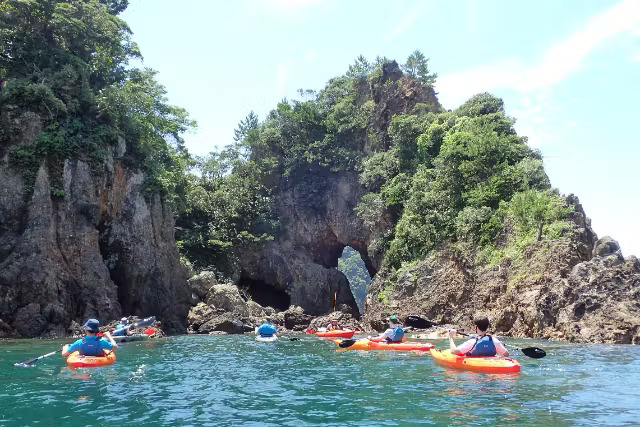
335,339,434,351
430,349,520,374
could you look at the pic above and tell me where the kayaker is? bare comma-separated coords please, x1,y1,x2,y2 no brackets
448,314,509,357
326,319,343,331
112,317,131,337
371,315,406,343
256,317,277,338
61,318,118,357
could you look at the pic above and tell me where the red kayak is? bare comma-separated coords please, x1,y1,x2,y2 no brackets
315,330,355,338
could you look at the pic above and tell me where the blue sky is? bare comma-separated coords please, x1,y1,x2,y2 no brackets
122,0,640,257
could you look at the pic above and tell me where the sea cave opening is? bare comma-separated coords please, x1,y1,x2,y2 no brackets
238,277,291,311
338,246,372,314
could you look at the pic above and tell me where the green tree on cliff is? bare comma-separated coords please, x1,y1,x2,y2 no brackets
1,0,194,200
403,50,437,87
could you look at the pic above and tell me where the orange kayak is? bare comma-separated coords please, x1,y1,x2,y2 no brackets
316,330,355,338
66,351,116,368
335,339,434,351
430,349,520,374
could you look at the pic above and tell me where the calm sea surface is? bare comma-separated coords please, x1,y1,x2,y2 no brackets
1,335,638,426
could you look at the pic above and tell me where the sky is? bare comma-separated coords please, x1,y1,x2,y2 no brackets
122,0,640,257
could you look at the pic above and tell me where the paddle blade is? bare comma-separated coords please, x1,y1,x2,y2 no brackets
14,361,34,368
143,329,155,336
405,315,434,329
289,337,300,341
338,339,357,348
132,316,156,329
14,350,58,367
305,329,316,334
522,347,546,359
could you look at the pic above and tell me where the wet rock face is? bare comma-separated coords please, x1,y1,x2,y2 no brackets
283,306,313,331
0,134,190,337
364,199,640,344
188,271,217,300
228,62,442,319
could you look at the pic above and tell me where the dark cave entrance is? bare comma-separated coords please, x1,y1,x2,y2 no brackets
238,277,291,311
338,246,372,314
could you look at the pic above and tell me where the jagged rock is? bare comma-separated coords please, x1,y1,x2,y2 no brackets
187,302,218,331
0,146,191,337
363,202,640,344
593,236,621,258
12,303,46,337
246,300,271,317
0,318,15,338
199,313,250,335
283,306,313,331
205,283,249,317
188,271,217,300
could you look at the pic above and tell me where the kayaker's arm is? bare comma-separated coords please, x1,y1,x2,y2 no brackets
61,344,71,358
492,336,510,356
104,331,118,351
448,330,462,355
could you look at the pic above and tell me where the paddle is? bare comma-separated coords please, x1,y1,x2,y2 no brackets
14,350,60,367
406,315,546,359
125,316,156,331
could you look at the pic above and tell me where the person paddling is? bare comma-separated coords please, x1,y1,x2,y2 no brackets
448,314,509,357
326,319,343,331
112,317,131,337
371,315,406,343
256,317,277,338
61,319,118,357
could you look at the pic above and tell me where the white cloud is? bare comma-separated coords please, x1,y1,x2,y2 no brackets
383,1,430,44
629,52,640,62
437,0,640,108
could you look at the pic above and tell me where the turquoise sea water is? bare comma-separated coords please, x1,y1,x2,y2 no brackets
1,335,639,426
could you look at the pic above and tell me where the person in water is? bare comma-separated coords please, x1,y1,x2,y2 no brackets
61,318,118,357
371,315,406,343
448,314,509,357
256,317,277,338
326,319,343,331
112,317,131,337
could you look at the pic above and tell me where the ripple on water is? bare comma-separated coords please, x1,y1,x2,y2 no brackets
1,336,640,426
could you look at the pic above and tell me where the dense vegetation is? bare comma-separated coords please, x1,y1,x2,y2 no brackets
1,2,574,295
0,0,193,199
338,247,371,313
179,53,572,279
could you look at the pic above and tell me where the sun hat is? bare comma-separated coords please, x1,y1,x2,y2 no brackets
389,315,399,323
82,318,100,333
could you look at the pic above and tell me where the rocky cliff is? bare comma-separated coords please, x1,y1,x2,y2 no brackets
363,197,640,344
220,61,639,344
229,61,441,317
0,115,190,337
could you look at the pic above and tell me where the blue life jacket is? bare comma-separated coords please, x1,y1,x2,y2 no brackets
386,326,405,343
113,324,127,337
257,323,277,337
80,336,105,356
468,335,496,357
